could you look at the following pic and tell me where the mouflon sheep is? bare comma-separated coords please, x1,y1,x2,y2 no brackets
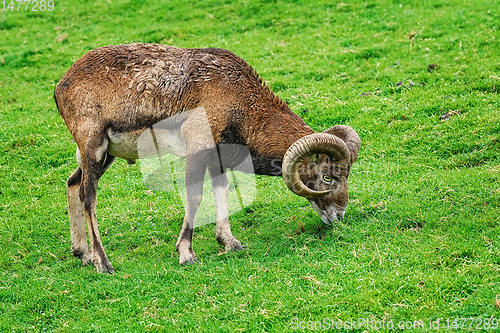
55,43,360,272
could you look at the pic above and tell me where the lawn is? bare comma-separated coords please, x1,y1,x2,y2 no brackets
0,0,499,331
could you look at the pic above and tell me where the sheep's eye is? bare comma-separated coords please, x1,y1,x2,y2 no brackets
322,175,333,182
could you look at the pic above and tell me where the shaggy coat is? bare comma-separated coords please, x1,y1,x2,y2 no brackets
55,44,360,272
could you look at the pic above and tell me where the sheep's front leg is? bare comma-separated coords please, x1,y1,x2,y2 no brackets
209,168,244,252
176,182,202,265
176,150,207,265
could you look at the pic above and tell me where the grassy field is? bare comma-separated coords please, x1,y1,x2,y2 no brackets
1,0,499,331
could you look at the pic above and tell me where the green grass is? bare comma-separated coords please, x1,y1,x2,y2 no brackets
1,0,499,331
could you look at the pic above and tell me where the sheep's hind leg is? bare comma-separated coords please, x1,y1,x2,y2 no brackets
209,167,244,252
67,167,92,266
79,143,114,273
67,152,116,269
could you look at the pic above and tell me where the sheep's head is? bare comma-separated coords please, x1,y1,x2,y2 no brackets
282,125,361,224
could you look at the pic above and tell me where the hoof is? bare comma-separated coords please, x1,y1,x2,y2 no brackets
179,252,199,266
73,248,92,266
225,239,246,252
181,258,200,266
95,260,114,274
80,255,93,266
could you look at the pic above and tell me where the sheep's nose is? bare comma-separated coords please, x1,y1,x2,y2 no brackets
325,210,345,223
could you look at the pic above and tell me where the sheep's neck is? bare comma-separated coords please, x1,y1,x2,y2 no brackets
244,108,314,176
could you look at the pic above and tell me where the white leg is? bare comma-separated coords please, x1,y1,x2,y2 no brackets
210,170,244,252
67,167,92,265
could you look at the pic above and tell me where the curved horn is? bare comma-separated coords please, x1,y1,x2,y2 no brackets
323,125,361,163
282,133,350,199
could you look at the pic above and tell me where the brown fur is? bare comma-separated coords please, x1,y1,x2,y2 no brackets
55,43,355,272
56,44,312,155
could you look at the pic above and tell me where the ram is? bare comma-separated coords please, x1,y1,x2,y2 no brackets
54,43,361,273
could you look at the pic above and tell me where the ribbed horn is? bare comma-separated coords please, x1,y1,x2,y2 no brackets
323,125,361,163
282,133,350,199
